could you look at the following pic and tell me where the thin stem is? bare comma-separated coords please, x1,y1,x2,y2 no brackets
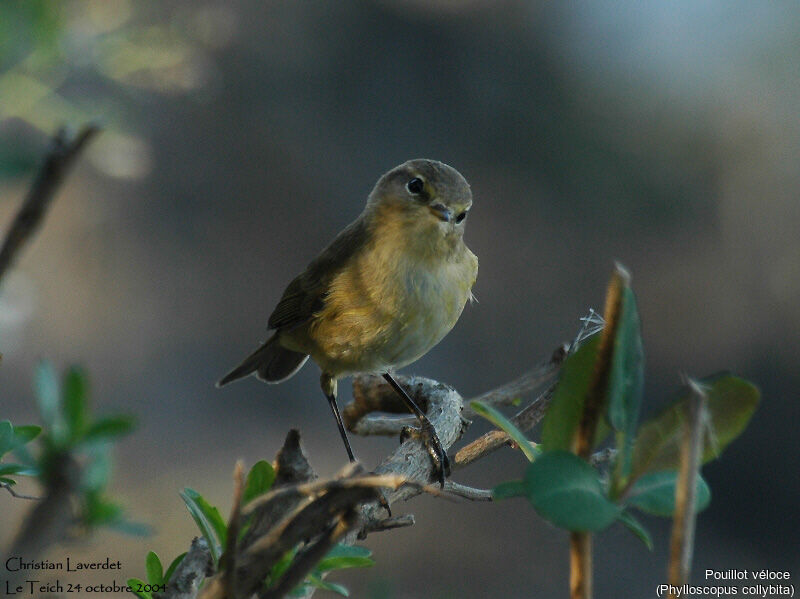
668,379,707,596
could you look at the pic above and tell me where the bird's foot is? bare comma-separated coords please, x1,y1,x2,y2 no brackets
400,420,451,487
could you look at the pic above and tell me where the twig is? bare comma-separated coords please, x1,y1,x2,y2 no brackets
569,266,630,599
461,345,566,417
442,481,493,501
453,385,554,470
6,453,80,590
1,481,43,500
0,124,100,284
258,511,357,599
222,461,245,599
361,514,415,534
668,379,707,597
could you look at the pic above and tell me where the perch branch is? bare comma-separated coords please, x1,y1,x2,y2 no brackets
173,350,571,599
0,124,100,284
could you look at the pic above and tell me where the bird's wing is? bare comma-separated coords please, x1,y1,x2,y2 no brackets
267,216,368,331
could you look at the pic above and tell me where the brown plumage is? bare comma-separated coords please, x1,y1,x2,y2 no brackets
218,159,478,484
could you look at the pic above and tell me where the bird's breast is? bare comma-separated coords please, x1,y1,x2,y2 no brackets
305,238,477,375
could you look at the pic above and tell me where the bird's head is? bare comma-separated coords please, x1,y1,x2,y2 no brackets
366,159,473,242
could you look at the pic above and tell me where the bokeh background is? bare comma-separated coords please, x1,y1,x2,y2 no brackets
2,1,799,597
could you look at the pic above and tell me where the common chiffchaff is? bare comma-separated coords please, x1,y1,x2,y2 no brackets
218,159,478,484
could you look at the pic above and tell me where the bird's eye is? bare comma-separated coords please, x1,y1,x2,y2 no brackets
406,177,425,195
455,211,467,223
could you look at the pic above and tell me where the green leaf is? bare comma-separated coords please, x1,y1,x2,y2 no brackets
106,518,152,537
321,544,371,560
180,489,222,564
163,553,187,584
0,421,13,456
627,471,711,517
12,425,41,448
127,578,152,599
316,544,374,572
606,286,644,491
307,574,349,596
0,463,38,476
470,401,539,462
617,511,653,550
82,449,112,492
63,367,88,442
84,416,136,442
183,488,227,546
521,451,620,531
85,496,124,526
34,360,60,430
145,551,163,586
541,334,601,452
243,460,276,504
266,546,299,587
491,480,527,500
631,375,760,479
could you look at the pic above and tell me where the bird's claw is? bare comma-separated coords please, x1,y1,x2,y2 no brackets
400,421,450,487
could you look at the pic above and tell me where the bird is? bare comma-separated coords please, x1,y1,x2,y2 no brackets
217,159,478,485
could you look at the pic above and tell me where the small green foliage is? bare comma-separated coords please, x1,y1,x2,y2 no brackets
606,286,645,492
626,471,711,517
303,574,350,596
266,546,299,588
491,267,758,552
264,544,374,597
128,550,185,597
617,511,653,551
34,360,61,434
541,334,601,452
0,420,42,487
315,545,374,572
243,459,276,503
470,400,540,462
20,362,142,535
63,367,88,442
126,578,151,599
493,451,620,532
84,416,136,443
180,488,225,564
145,551,164,586
631,374,760,479
163,552,187,584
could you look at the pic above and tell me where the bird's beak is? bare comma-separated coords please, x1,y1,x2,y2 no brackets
429,203,453,223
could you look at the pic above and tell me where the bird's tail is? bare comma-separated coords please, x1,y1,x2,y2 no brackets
217,334,309,387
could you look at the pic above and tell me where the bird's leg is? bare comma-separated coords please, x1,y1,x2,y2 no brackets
321,373,356,463
322,373,392,515
382,372,451,486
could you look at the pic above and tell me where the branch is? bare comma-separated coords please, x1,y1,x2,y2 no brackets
0,124,100,284
5,453,81,589
170,354,567,599
461,344,566,417
1,481,43,500
453,385,555,470
159,537,213,599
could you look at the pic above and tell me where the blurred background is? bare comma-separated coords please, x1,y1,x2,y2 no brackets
1,1,798,597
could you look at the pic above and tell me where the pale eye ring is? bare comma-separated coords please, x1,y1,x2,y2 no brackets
406,177,424,195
